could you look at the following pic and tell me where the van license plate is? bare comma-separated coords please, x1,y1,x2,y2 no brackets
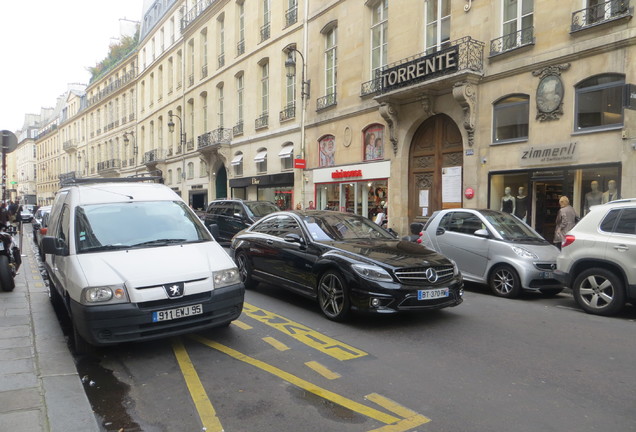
152,304,203,322
418,288,449,300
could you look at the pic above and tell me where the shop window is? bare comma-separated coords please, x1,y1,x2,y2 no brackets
363,125,385,161
279,143,294,171
255,148,268,173
318,135,335,167
493,94,529,143
575,74,624,131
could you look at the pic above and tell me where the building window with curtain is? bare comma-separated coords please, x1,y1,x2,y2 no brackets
425,0,451,54
493,94,529,143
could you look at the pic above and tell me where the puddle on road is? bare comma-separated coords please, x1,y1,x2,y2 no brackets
287,386,366,425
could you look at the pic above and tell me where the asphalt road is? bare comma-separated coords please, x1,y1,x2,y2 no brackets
65,280,636,432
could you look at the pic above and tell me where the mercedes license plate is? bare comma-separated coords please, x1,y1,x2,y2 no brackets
418,288,449,300
152,304,203,322
540,271,553,279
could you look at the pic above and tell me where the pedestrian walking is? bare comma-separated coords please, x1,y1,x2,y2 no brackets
553,196,577,250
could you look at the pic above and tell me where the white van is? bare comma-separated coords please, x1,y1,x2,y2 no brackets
42,178,244,352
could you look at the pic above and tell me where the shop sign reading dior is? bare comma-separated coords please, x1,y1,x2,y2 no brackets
519,142,578,166
382,46,459,93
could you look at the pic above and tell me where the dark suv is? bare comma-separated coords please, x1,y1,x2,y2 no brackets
204,199,280,243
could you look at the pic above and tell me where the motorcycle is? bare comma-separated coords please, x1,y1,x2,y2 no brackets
0,224,22,292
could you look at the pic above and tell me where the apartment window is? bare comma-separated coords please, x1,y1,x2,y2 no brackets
201,29,208,76
218,16,225,68
575,74,624,131
170,17,175,43
493,94,529,143
187,162,194,179
285,52,296,107
217,84,224,128
501,0,533,50
261,62,269,115
202,92,208,132
158,66,163,100
425,0,451,54
279,143,294,171
370,0,388,79
168,57,174,93
255,148,268,174
177,167,182,182
237,2,245,55
286,0,298,27
325,27,337,98
199,160,207,177
177,50,183,88
232,152,244,177
261,0,271,42
236,74,244,124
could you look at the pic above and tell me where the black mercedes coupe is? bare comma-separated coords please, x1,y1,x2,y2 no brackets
230,210,463,321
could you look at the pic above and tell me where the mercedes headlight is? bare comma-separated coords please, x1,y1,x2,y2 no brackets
511,246,538,259
352,263,393,282
214,268,241,288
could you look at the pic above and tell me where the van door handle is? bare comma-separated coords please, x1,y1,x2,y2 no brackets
613,244,629,252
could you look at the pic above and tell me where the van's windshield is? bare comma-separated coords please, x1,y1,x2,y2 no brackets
74,201,212,253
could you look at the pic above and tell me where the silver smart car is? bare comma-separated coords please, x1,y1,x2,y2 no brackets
422,209,563,298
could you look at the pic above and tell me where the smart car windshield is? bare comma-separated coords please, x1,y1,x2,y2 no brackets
302,213,395,241
480,210,544,242
74,201,212,253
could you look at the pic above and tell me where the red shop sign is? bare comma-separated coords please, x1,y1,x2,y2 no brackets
465,187,475,199
294,159,306,169
331,169,363,179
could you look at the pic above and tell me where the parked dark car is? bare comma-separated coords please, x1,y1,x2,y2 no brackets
231,210,464,321
32,205,52,258
204,199,280,243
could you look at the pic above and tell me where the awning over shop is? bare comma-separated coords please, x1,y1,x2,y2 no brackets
254,150,268,162
278,145,294,158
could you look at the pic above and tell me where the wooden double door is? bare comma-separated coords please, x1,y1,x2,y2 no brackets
408,114,464,222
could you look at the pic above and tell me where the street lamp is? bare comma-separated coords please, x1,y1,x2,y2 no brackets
284,48,310,208
123,131,137,165
168,113,187,185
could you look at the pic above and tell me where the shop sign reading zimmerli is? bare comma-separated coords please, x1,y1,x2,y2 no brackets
331,169,363,179
519,142,578,166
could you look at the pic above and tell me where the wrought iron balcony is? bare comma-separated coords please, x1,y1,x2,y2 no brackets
63,139,78,152
198,128,232,152
279,103,296,122
317,93,337,111
233,122,244,136
255,113,269,129
571,0,632,32
237,39,245,56
143,149,166,165
97,159,121,173
361,76,382,97
181,0,221,30
260,23,271,42
490,27,535,57
285,6,298,27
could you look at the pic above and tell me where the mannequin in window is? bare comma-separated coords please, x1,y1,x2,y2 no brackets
500,187,515,214
514,186,528,221
584,180,603,214
602,180,620,204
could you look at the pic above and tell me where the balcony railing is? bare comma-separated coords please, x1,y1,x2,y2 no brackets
490,27,535,57
97,159,121,172
233,121,244,136
181,0,221,30
255,113,269,129
260,23,271,42
571,0,632,32
63,139,78,152
87,69,137,107
186,139,195,151
317,93,337,111
285,6,298,27
198,128,232,151
237,39,245,56
143,149,166,165
360,75,382,97
279,103,296,121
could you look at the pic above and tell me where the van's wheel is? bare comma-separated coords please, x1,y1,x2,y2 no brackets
489,265,521,298
572,268,625,316
317,270,350,321
236,252,258,289
0,255,15,292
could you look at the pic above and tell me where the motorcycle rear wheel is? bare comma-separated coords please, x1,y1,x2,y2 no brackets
0,255,15,292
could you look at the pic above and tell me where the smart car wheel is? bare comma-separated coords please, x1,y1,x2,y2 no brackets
572,268,625,316
489,265,521,298
317,270,350,321
236,252,258,289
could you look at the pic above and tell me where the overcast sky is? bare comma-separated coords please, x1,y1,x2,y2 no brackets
0,0,145,133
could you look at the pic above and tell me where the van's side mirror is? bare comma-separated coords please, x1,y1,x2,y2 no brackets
42,236,69,256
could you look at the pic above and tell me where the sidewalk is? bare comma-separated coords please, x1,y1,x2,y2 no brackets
0,228,99,431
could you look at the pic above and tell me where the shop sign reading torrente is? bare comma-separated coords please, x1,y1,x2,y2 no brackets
519,142,578,166
382,46,459,92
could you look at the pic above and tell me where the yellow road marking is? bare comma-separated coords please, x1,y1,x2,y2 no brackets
365,393,431,432
305,361,341,380
172,338,224,432
262,336,290,351
33,282,44,288
231,319,252,330
242,303,367,361
189,334,400,425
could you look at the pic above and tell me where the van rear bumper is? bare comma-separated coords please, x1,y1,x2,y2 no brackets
70,283,245,346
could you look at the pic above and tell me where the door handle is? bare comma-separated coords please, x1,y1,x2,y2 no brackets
613,244,629,252
266,239,274,245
